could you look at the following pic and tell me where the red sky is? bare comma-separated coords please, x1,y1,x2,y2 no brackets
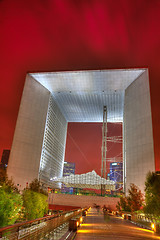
0,0,160,171
65,123,122,175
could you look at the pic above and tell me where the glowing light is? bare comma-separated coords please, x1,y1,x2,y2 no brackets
81,223,106,227
77,230,93,233
76,221,79,227
151,223,156,232
80,217,83,223
134,227,154,233
80,223,92,227
87,214,97,217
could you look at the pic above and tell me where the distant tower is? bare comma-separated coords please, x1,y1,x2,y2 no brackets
61,162,75,193
110,162,123,190
1,149,10,169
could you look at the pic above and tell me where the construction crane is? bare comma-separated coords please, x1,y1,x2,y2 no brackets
101,106,107,195
101,106,107,179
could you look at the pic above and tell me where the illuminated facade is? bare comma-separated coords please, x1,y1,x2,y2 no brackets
7,69,155,192
61,161,75,193
63,162,75,177
39,95,67,188
53,170,115,190
110,162,123,189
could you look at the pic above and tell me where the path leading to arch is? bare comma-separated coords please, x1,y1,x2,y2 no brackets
75,208,160,240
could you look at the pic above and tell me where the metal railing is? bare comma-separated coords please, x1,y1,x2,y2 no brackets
0,208,82,240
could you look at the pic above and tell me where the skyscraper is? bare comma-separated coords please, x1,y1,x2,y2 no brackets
110,162,123,189
1,149,10,169
61,161,75,193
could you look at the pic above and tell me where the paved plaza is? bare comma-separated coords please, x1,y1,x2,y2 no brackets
75,208,160,240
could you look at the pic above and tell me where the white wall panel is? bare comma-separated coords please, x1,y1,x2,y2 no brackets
124,70,155,193
7,74,50,190
39,95,68,188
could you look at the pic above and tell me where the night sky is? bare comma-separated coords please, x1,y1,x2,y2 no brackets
1,0,160,171
65,122,122,175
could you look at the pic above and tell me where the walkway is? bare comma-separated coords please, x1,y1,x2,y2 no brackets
75,208,160,240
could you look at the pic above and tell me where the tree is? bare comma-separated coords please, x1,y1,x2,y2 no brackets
144,171,160,217
0,184,23,227
127,183,144,212
29,178,41,192
22,179,48,220
0,167,19,193
22,190,48,220
116,183,144,213
0,166,7,184
116,196,131,212
28,178,48,195
0,170,23,227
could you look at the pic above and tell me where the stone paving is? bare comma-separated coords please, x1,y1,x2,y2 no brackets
75,208,160,240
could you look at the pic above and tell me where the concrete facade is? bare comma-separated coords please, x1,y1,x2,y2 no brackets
48,193,119,210
123,70,155,193
7,75,50,189
7,69,155,193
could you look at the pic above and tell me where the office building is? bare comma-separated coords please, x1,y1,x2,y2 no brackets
61,161,75,193
110,162,123,189
1,149,10,169
7,69,155,193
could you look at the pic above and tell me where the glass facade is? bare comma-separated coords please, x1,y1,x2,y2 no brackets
61,161,75,193
110,162,123,189
39,94,68,187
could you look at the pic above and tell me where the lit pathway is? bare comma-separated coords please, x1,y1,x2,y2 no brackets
75,208,160,240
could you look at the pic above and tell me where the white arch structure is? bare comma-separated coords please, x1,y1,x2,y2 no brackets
7,69,155,193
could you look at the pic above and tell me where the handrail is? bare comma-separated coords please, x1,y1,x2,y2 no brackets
0,211,65,231
0,208,82,239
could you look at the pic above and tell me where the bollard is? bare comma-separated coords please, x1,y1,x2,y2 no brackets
69,219,79,231
151,223,160,233
82,210,87,216
69,215,82,231
122,214,127,220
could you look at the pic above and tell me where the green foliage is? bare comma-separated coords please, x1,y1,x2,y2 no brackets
127,183,144,212
0,167,19,193
29,178,48,195
116,196,131,212
0,169,22,227
29,178,41,192
0,184,23,227
116,183,144,213
144,171,160,217
0,176,48,226
0,167,7,185
22,190,48,220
